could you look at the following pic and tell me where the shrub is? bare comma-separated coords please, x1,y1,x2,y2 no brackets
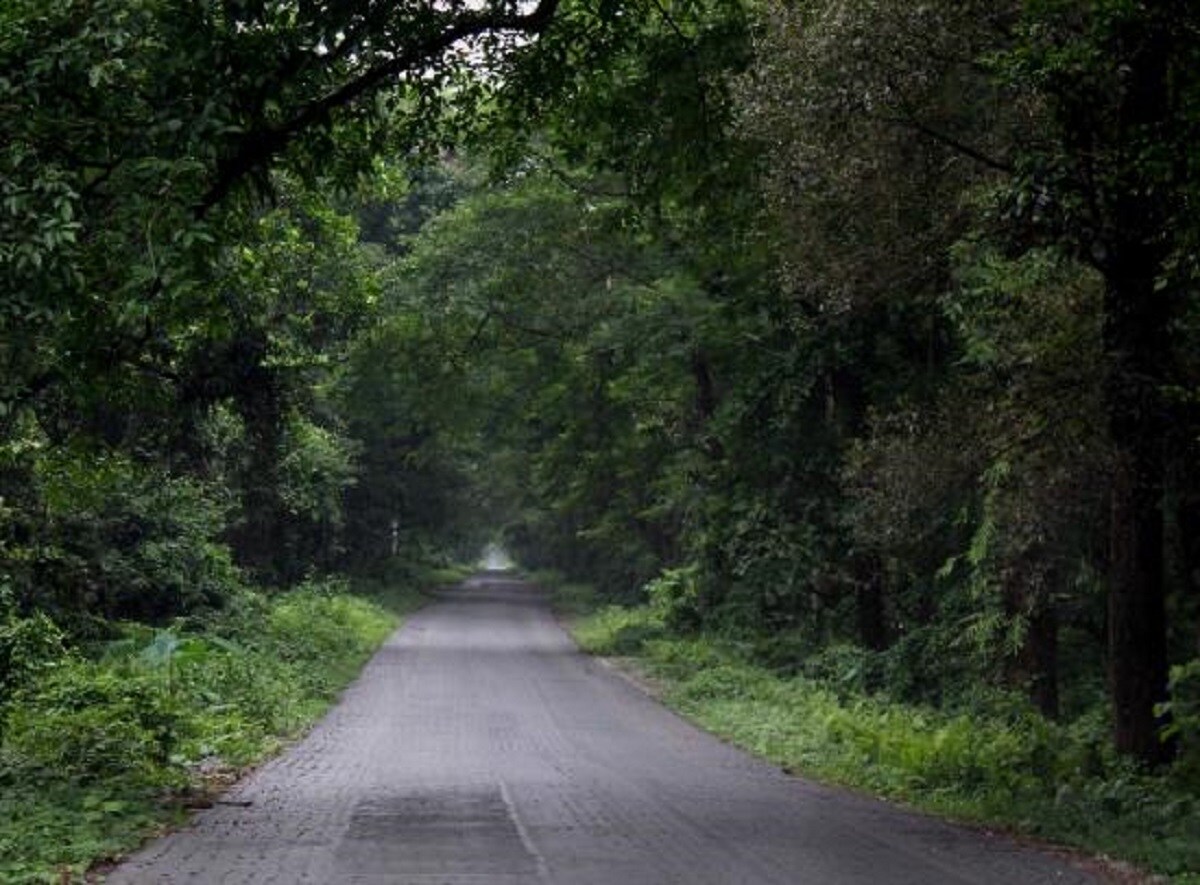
0,612,64,700
799,642,878,696
573,605,664,656
6,661,178,783
550,581,599,618
645,565,704,632
1165,658,1200,788
267,578,396,682
25,450,242,625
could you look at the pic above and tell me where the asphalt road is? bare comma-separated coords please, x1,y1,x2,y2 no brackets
108,574,1104,884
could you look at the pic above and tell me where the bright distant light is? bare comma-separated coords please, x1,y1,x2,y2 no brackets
481,543,515,570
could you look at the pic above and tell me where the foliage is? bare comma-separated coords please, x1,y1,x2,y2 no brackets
573,605,666,658
0,0,565,600
1164,660,1200,788
0,581,408,882
569,601,1200,880
2,0,1200,875
644,565,704,633
4,449,241,627
0,771,165,885
0,612,63,741
372,166,709,598
6,663,181,783
545,575,600,619
989,0,1200,762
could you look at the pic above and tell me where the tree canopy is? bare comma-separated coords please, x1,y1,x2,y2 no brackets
3,0,1199,795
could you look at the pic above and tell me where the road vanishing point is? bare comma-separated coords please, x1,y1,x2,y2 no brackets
109,573,1105,884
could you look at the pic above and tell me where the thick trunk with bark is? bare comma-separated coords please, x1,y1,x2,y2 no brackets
1103,263,1173,764
1094,2,1183,766
1107,447,1169,761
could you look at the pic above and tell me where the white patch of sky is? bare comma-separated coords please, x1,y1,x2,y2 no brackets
481,543,515,570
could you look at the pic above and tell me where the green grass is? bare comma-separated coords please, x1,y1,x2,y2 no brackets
0,578,423,884
569,601,1200,883
547,578,603,620
418,563,477,587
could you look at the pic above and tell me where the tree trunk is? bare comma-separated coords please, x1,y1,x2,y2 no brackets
1002,565,1059,719
1026,603,1059,719
856,566,889,652
229,329,286,582
1103,265,1173,765
1164,439,1200,659
1107,442,1171,763
1096,4,1180,766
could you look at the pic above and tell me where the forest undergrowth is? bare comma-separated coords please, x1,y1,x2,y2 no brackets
551,580,1200,883
0,577,426,884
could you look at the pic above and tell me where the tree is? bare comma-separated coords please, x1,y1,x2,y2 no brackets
736,0,1009,653
997,0,1200,763
0,0,568,613
1,0,563,419
374,167,703,595
738,0,1200,761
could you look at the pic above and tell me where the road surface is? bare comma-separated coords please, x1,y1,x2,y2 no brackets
108,574,1104,884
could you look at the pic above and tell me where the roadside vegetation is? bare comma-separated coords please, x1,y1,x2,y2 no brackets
0,579,422,883
554,580,1199,882
3,0,1199,882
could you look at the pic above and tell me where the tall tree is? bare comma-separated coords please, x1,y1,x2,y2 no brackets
999,0,1200,763
0,0,574,618
1,0,563,422
737,0,1009,652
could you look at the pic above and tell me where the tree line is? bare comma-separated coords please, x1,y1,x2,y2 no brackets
2,0,1198,781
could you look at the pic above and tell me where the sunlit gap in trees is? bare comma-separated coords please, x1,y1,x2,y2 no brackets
480,542,515,571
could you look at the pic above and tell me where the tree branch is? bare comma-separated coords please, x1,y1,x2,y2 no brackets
877,115,1013,175
198,0,561,217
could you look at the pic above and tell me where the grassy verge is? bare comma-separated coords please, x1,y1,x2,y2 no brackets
0,578,424,884
560,592,1199,883
420,563,478,587
538,572,598,619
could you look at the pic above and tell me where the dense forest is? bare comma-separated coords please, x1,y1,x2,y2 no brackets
2,0,1199,879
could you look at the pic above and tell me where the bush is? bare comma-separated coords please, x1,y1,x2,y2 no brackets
645,565,704,632
6,661,178,784
1165,659,1200,788
0,580,407,881
20,450,242,625
0,612,64,704
267,579,396,681
798,642,878,696
549,581,599,618
749,629,816,675
573,605,665,656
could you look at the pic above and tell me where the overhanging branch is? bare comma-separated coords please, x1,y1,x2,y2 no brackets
198,0,561,216
878,114,1013,174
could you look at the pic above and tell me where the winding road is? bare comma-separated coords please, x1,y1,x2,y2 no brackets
108,574,1104,884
